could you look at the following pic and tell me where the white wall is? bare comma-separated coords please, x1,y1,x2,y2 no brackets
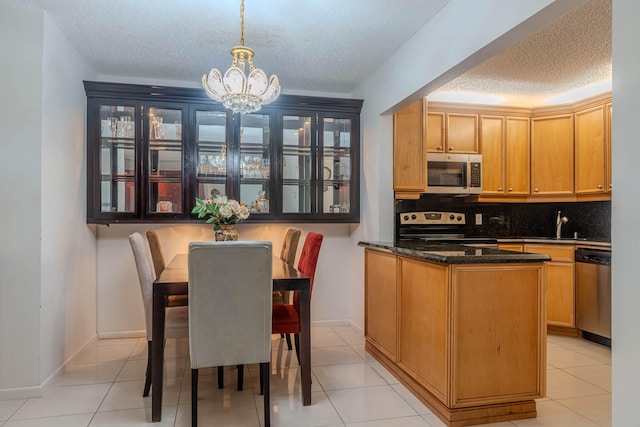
97,223,354,337
0,7,98,397
40,13,98,383
611,1,639,424
0,7,44,392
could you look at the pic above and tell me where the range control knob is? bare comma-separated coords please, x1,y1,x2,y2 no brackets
449,214,455,220
403,215,410,221
411,214,417,220
457,216,463,221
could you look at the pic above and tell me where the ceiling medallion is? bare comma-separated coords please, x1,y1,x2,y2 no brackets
202,0,281,114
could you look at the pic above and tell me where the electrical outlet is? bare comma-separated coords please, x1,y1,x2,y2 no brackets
475,213,483,225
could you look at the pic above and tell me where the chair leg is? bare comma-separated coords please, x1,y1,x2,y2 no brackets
261,362,270,427
294,333,301,364
259,363,264,395
191,369,199,427
237,364,244,391
217,366,224,389
285,333,293,351
143,341,152,397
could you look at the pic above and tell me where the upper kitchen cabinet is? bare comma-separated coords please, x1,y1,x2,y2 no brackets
572,93,613,198
84,81,362,224
393,99,426,198
425,108,479,154
480,115,530,197
530,114,575,197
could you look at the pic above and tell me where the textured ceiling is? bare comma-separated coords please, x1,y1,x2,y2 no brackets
431,0,612,107
3,0,451,94
4,0,611,103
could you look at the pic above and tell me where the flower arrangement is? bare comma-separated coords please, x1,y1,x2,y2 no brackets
191,195,250,230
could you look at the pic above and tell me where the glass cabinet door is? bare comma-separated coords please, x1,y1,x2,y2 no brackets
194,110,228,201
147,106,184,215
98,104,137,213
239,113,272,214
321,116,353,214
281,114,315,214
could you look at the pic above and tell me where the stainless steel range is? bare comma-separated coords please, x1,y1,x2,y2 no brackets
396,211,497,246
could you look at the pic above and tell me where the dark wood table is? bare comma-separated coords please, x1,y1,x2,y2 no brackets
152,254,311,422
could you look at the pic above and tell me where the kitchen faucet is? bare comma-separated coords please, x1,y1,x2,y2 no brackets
556,211,568,239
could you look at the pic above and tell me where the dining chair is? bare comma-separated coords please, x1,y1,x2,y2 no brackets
272,232,323,362
274,228,302,350
188,241,273,427
128,232,188,397
146,229,188,307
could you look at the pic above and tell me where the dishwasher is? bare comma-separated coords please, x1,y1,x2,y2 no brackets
575,247,612,347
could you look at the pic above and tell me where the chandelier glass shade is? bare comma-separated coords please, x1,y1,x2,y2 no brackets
202,0,280,114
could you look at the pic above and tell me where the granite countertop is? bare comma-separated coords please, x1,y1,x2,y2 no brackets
358,241,551,264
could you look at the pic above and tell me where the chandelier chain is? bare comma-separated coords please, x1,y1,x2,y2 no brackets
240,0,245,46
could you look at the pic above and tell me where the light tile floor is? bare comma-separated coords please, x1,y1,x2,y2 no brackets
0,327,611,426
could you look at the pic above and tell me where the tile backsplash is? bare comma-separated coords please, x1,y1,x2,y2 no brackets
396,195,611,241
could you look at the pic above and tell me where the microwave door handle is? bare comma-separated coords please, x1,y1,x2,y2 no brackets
465,162,470,191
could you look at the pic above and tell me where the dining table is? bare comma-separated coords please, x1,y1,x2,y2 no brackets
151,253,312,422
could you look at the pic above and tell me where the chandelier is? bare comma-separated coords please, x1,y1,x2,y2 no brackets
202,0,281,114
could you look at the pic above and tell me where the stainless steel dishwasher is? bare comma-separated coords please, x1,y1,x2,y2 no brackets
575,247,611,347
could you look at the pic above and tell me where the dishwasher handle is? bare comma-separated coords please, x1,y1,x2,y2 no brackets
575,248,611,266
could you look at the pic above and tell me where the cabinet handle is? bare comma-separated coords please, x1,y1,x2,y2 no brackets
598,184,603,189
508,187,513,192
438,146,443,151
534,188,539,192
609,184,612,188
448,146,454,151
498,187,503,192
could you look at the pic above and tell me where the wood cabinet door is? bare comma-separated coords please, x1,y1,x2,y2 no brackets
531,115,574,195
524,244,575,327
446,113,479,153
393,99,425,193
426,112,445,152
575,105,606,194
364,249,398,360
544,262,576,327
505,117,530,195
399,258,448,401
480,116,505,195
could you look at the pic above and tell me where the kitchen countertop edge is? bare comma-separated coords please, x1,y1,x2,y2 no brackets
498,238,611,248
358,241,551,264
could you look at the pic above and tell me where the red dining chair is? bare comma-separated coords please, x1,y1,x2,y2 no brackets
272,232,323,362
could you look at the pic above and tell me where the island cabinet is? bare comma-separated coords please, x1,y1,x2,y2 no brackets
530,114,575,197
364,247,546,426
480,115,530,197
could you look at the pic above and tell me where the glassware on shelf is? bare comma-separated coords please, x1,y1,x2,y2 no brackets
257,190,269,213
109,117,118,138
175,121,182,139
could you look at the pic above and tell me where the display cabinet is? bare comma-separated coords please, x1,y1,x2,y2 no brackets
85,81,362,224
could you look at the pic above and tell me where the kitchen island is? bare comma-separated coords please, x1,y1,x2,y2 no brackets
359,241,550,426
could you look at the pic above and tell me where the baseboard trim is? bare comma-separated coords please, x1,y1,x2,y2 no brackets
98,329,146,339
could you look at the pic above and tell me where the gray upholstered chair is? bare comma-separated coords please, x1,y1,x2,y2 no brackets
128,232,188,397
188,241,273,427
274,228,301,350
146,229,188,307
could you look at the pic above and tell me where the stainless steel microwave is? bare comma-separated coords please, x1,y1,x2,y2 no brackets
425,153,482,194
